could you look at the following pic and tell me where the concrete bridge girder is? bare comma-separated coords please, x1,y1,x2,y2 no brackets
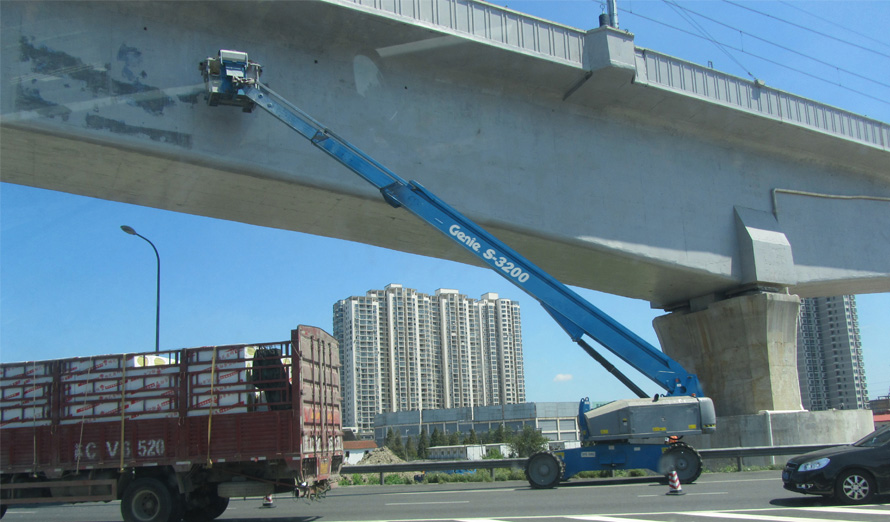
2,1,889,419
2,0,888,310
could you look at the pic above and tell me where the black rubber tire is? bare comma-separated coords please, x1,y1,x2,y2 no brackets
120,477,177,522
183,488,229,522
525,451,563,489
659,444,702,484
1,475,11,519
835,469,876,505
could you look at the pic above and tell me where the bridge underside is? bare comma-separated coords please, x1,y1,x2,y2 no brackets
2,1,889,417
2,0,887,311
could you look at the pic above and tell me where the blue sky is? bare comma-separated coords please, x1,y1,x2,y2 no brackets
1,1,888,402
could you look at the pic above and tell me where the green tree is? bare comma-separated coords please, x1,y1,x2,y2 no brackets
490,423,508,443
405,436,417,461
417,428,430,458
465,429,478,444
483,446,505,459
385,428,406,460
447,431,460,445
509,425,550,458
392,434,406,460
430,427,444,447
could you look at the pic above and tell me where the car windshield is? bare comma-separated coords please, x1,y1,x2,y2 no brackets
852,426,890,448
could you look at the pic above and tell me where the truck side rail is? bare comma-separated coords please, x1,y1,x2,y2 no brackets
0,479,117,505
0,335,337,474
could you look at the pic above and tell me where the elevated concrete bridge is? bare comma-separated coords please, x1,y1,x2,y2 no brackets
2,0,888,422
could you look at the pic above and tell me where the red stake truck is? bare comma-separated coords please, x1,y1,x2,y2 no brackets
1,325,343,522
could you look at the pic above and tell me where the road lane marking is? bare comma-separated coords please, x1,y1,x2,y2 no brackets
241,503,890,522
638,491,729,497
692,511,863,522
387,488,520,496
562,515,653,522
385,500,471,506
699,477,779,484
798,506,890,515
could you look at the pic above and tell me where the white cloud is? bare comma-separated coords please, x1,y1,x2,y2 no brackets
553,373,573,382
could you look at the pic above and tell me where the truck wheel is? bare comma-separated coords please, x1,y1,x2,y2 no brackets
1,474,11,519
121,478,177,522
526,452,563,489
836,469,875,505
659,444,702,484
183,488,229,522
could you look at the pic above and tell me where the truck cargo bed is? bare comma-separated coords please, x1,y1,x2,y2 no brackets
1,326,342,481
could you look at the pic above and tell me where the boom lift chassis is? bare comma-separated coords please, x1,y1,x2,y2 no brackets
199,50,716,487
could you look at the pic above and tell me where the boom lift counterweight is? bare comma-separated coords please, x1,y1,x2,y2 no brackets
200,50,716,487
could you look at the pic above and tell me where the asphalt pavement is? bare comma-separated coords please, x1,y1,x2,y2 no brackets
2,472,889,522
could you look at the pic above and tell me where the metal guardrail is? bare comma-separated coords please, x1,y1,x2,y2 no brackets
340,444,844,483
700,443,841,472
699,444,839,460
341,457,528,482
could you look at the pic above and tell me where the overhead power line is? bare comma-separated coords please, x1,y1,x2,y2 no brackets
721,0,890,60
778,0,890,52
667,1,890,90
618,7,890,108
662,0,755,80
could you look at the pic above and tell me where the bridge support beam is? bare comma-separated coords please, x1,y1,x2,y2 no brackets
653,291,802,417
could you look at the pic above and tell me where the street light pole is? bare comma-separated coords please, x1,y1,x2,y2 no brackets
120,225,160,353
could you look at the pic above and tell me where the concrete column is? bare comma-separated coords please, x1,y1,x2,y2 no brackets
653,292,802,417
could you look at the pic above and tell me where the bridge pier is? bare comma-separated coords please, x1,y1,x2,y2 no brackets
650,207,876,450
653,291,802,417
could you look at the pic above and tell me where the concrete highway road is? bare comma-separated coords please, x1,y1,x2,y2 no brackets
2,472,888,522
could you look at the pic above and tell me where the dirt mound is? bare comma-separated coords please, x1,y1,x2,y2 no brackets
347,447,419,483
356,446,405,466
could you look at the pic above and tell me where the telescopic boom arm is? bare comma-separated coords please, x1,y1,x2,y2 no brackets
200,50,704,398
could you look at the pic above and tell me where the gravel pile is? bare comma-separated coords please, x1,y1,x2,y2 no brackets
356,447,405,465
347,447,420,483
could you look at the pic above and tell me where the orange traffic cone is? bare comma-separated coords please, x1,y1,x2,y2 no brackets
262,494,275,507
666,470,685,495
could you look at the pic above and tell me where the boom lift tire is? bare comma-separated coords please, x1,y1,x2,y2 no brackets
120,477,179,522
658,443,702,484
526,452,564,489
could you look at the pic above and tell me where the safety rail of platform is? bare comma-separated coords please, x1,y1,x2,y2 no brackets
340,444,842,483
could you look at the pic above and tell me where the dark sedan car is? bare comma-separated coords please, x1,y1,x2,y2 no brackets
783,425,890,504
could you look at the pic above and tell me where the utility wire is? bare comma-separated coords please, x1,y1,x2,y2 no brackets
778,0,890,52
722,0,890,60
668,1,890,90
619,7,890,108
662,0,756,80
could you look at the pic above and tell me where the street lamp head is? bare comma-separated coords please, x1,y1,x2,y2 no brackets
119,225,160,352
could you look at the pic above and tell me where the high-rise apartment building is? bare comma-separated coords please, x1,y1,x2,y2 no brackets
333,284,525,434
796,295,868,411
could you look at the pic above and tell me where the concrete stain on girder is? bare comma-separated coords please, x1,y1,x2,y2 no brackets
86,114,191,149
176,91,202,105
18,37,173,115
15,84,72,121
117,44,146,83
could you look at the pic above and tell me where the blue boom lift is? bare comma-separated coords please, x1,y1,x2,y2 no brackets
200,50,716,487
